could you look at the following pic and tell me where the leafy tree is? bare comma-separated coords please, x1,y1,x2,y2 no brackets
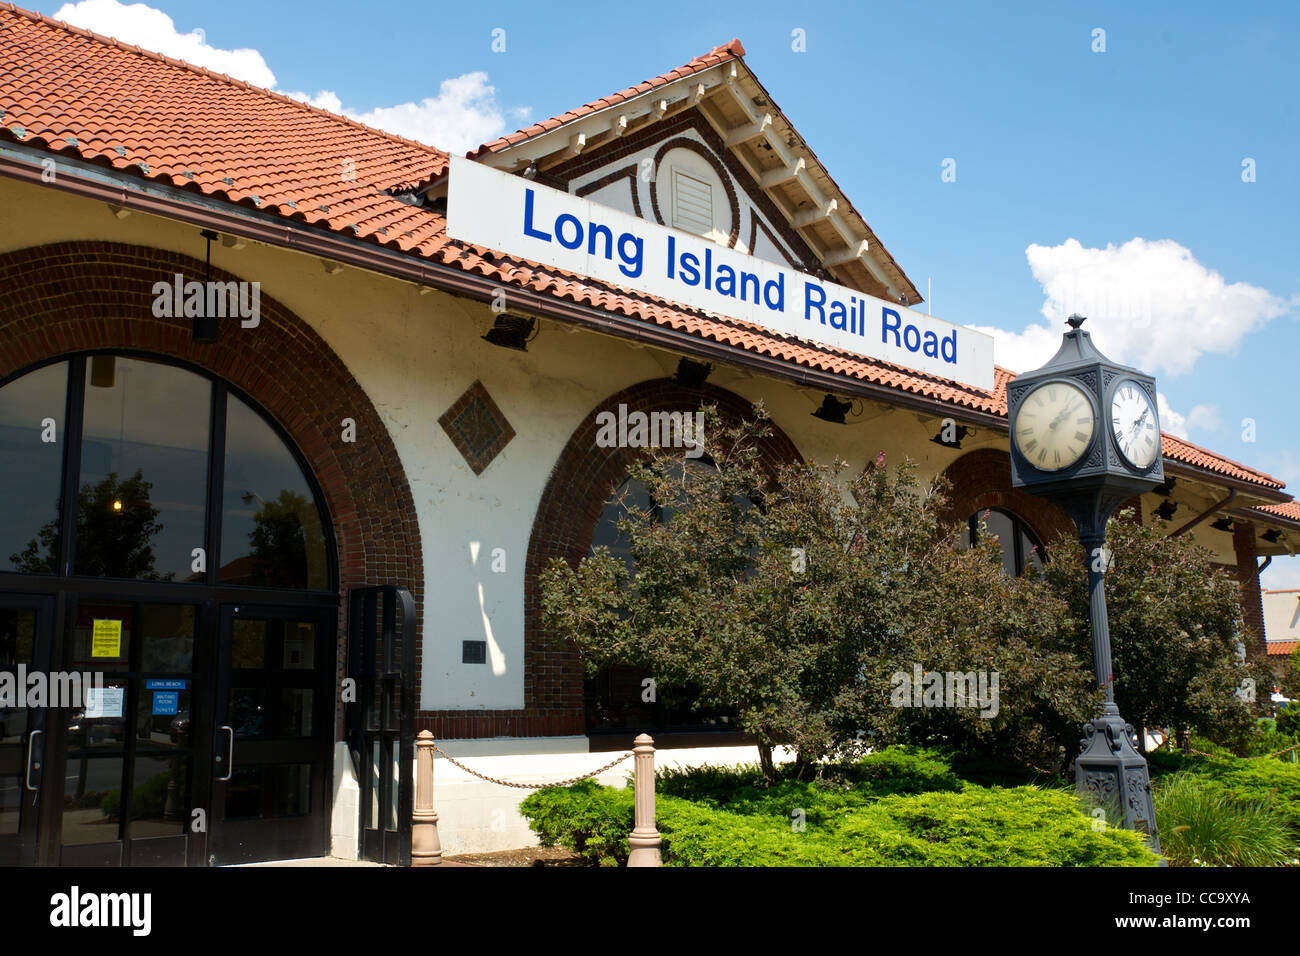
541,406,1096,779
891,524,1098,772
10,470,167,579
1283,646,1300,702
1041,510,1263,751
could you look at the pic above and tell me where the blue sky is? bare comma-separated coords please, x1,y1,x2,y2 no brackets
31,0,1300,587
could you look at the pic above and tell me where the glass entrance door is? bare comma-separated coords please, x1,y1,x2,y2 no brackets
55,598,199,866
0,594,54,865
208,605,333,865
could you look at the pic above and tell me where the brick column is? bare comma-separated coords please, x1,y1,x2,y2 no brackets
1233,521,1267,657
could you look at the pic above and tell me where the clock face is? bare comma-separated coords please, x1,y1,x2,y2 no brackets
1013,381,1096,472
1110,379,1159,469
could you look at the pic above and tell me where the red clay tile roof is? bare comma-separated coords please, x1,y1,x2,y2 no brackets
1268,641,1298,657
468,39,747,158
1256,502,1300,522
0,4,1290,500
1160,433,1285,490
0,3,446,230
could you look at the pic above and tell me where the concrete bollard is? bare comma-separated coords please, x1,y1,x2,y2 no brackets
412,730,442,866
626,733,662,867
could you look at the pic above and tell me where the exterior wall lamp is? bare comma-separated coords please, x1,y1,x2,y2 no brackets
482,315,537,351
811,394,852,424
673,358,712,388
930,424,970,449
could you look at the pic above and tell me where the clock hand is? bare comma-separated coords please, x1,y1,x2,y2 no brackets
1049,400,1076,430
1128,407,1150,439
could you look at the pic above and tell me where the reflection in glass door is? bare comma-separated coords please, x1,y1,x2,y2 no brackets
208,606,332,865
0,595,54,865
57,599,197,866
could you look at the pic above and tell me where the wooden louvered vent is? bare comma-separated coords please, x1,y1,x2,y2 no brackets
671,168,714,236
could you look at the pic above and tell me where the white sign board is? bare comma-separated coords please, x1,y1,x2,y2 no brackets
84,685,124,719
446,155,995,391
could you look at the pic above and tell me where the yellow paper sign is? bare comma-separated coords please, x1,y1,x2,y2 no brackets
91,619,122,658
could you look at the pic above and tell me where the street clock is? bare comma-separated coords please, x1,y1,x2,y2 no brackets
1007,314,1166,855
1009,314,1164,502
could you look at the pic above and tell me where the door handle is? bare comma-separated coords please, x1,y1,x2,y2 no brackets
25,729,42,791
216,725,234,782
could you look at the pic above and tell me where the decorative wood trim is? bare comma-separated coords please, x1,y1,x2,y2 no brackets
575,164,643,219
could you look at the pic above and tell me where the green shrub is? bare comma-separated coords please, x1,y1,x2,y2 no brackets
850,747,965,795
522,776,1156,867
652,748,965,828
857,787,1155,867
1277,705,1300,738
1189,725,1300,761
519,779,634,866
1147,750,1300,843
1154,771,1294,867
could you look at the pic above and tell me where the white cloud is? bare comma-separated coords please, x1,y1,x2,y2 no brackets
281,90,344,114
1157,393,1188,439
1021,237,1289,378
974,237,1292,377
1155,397,1222,441
347,73,521,153
963,321,1059,376
54,0,276,87
1184,403,1222,434
53,1,527,154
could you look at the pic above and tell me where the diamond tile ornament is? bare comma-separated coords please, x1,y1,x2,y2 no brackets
439,381,515,476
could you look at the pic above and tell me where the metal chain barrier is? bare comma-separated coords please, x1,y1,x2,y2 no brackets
1186,739,1300,760
430,744,633,789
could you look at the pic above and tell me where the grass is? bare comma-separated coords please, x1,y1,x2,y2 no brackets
1153,771,1295,867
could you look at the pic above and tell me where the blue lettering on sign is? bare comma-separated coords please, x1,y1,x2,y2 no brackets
882,307,902,345
517,179,962,368
152,691,179,716
522,188,551,241
521,187,643,277
804,282,827,324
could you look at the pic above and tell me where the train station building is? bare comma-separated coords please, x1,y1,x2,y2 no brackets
1,4,1296,863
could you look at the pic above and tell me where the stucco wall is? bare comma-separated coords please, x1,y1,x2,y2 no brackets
0,175,990,721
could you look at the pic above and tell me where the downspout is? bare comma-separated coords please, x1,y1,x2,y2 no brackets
1169,489,1236,538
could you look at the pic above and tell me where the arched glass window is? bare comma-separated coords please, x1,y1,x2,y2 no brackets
0,354,332,591
0,362,68,574
956,508,1045,577
585,459,750,735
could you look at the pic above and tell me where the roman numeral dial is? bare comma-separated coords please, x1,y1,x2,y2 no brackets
1110,379,1160,470
1013,381,1095,472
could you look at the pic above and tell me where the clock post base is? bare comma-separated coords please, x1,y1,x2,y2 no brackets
1075,703,1163,859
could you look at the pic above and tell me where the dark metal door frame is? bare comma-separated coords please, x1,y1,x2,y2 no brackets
0,592,55,866
347,586,415,866
207,603,335,865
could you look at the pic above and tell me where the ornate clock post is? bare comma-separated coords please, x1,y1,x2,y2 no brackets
1008,315,1163,851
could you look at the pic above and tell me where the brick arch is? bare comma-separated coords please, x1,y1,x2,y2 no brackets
939,448,1075,548
0,241,423,737
518,380,803,737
